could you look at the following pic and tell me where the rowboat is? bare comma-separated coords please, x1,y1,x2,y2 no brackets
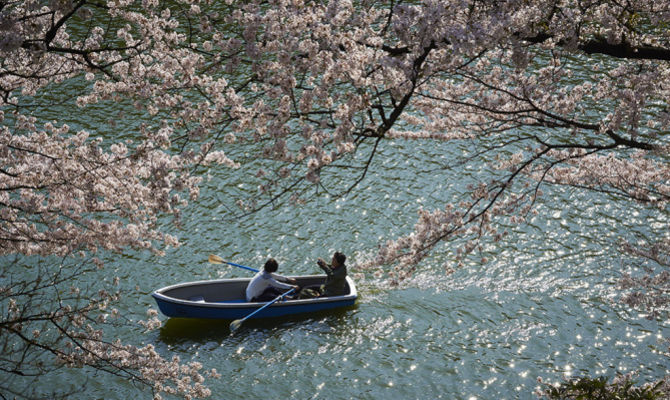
151,275,357,319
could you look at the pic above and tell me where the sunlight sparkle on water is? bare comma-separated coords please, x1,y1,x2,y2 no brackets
564,364,573,377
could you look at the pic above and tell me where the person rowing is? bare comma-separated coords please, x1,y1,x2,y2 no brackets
245,258,299,302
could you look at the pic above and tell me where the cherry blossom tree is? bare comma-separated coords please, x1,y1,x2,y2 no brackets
1,0,668,398
1,0,226,398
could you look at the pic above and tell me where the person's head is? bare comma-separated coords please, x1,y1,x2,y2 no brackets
264,258,278,273
332,252,346,267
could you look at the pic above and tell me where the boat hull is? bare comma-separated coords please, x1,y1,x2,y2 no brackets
152,275,357,319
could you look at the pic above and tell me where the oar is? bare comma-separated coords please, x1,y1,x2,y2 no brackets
229,288,296,333
208,254,259,273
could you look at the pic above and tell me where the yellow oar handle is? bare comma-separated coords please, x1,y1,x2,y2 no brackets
208,254,259,273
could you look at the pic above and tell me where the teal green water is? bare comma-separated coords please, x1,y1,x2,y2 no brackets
74,137,668,399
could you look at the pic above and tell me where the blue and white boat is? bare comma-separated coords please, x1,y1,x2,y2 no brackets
152,275,357,319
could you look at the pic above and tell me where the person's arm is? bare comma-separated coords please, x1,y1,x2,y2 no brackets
317,258,334,275
268,276,299,292
271,272,297,284
268,277,293,290
272,272,286,280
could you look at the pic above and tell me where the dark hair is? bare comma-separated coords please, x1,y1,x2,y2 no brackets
334,252,346,265
264,258,278,273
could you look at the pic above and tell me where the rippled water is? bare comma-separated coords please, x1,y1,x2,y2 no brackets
57,135,666,400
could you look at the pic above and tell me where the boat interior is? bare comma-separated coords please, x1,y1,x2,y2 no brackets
158,275,351,303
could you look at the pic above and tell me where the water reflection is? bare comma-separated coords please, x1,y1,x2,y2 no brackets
159,306,358,345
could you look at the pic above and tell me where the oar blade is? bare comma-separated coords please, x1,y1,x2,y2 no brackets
229,319,243,333
208,254,223,264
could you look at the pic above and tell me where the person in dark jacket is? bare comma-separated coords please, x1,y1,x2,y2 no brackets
317,252,348,296
299,252,348,298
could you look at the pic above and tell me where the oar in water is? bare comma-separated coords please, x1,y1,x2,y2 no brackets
229,288,296,333
208,254,259,273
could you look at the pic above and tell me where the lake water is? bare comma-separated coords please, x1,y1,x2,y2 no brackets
70,135,668,400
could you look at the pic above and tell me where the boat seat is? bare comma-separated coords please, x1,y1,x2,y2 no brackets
188,296,205,302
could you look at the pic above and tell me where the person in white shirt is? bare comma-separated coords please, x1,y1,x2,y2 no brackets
245,258,299,302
